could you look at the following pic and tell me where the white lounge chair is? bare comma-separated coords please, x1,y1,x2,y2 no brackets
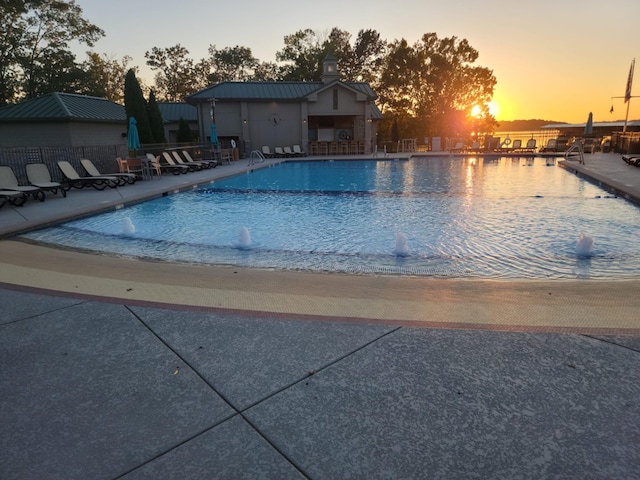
26,163,67,197
81,159,135,185
0,189,28,207
292,145,305,156
159,152,190,174
182,150,217,168
261,146,274,158
0,165,45,201
57,161,118,190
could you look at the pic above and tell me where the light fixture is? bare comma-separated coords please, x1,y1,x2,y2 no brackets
243,118,247,124
303,118,307,124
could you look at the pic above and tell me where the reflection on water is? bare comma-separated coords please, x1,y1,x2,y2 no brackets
21,158,640,279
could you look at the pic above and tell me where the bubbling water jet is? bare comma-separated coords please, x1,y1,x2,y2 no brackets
394,232,409,256
121,217,135,236
238,226,252,249
576,233,594,256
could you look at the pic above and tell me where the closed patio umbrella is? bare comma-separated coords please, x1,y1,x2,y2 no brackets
210,123,219,145
127,117,141,151
584,112,594,137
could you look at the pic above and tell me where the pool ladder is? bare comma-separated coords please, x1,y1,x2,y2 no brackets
248,150,266,166
565,141,585,164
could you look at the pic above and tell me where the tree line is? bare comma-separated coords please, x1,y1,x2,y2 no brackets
1,0,498,142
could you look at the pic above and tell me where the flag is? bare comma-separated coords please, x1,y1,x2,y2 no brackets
624,59,634,103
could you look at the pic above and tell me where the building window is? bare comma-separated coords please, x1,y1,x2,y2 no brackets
333,89,338,110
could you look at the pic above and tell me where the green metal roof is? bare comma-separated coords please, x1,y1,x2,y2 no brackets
157,102,197,122
187,81,377,103
0,93,126,123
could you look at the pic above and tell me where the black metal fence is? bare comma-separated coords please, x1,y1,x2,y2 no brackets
0,144,129,185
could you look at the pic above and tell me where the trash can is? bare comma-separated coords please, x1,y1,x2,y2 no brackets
432,137,441,152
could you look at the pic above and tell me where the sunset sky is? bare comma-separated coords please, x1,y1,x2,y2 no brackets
72,0,639,124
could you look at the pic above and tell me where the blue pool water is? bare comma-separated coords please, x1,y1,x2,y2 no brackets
21,157,640,279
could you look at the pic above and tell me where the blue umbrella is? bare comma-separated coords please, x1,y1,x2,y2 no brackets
210,123,219,145
127,117,141,151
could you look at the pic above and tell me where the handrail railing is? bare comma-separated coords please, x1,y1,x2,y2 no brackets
565,141,585,164
248,150,266,166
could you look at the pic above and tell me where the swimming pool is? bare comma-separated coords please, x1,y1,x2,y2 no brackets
21,157,640,279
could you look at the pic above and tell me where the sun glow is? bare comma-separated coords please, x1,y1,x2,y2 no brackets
471,101,500,118
488,101,500,118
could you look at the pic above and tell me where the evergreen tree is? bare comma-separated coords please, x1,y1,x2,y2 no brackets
147,90,166,143
123,69,153,144
176,117,193,143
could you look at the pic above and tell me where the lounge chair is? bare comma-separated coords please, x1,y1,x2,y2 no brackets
0,165,45,201
261,146,274,158
540,139,558,153
274,146,285,157
449,142,465,152
0,190,28,208
509,139,522,152
467,141,481,153
26,163,66,197
159,152,190,174
283,146,295,157
57,161,118,190
166,151,201,171
292,145,305,157
81,159,136,185
182,150,217,168
522,139,537,153
622,155,640,166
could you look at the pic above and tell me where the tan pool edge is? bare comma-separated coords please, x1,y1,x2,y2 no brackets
1,240,639,334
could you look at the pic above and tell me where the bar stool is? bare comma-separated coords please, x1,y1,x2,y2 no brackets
319,142,328,155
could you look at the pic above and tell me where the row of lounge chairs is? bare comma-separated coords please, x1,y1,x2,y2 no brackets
1,150,221,209
261,145,304,158
158,151,217,174
449,139,539,153
0,159,137,208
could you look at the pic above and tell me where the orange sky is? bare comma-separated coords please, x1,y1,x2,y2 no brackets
74,0,639,124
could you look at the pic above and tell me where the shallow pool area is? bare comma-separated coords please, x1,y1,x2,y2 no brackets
20,157,640,279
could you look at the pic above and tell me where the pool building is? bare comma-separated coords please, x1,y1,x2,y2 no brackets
187,53,383,157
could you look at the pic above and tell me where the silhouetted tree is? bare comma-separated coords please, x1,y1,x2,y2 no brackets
147,90,166,143
176,117,193,143
0,0,104,104
124,69,153,144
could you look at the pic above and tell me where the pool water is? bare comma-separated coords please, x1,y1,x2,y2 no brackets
21,157,640,279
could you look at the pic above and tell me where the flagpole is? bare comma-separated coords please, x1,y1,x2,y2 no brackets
623,58,635,134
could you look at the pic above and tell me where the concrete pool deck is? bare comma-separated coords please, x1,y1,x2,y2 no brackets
1,152,639,478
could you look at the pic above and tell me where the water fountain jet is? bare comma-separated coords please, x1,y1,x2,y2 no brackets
238,226,252,249
121,217,135,236
394,232,409,257
576,233,594,256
